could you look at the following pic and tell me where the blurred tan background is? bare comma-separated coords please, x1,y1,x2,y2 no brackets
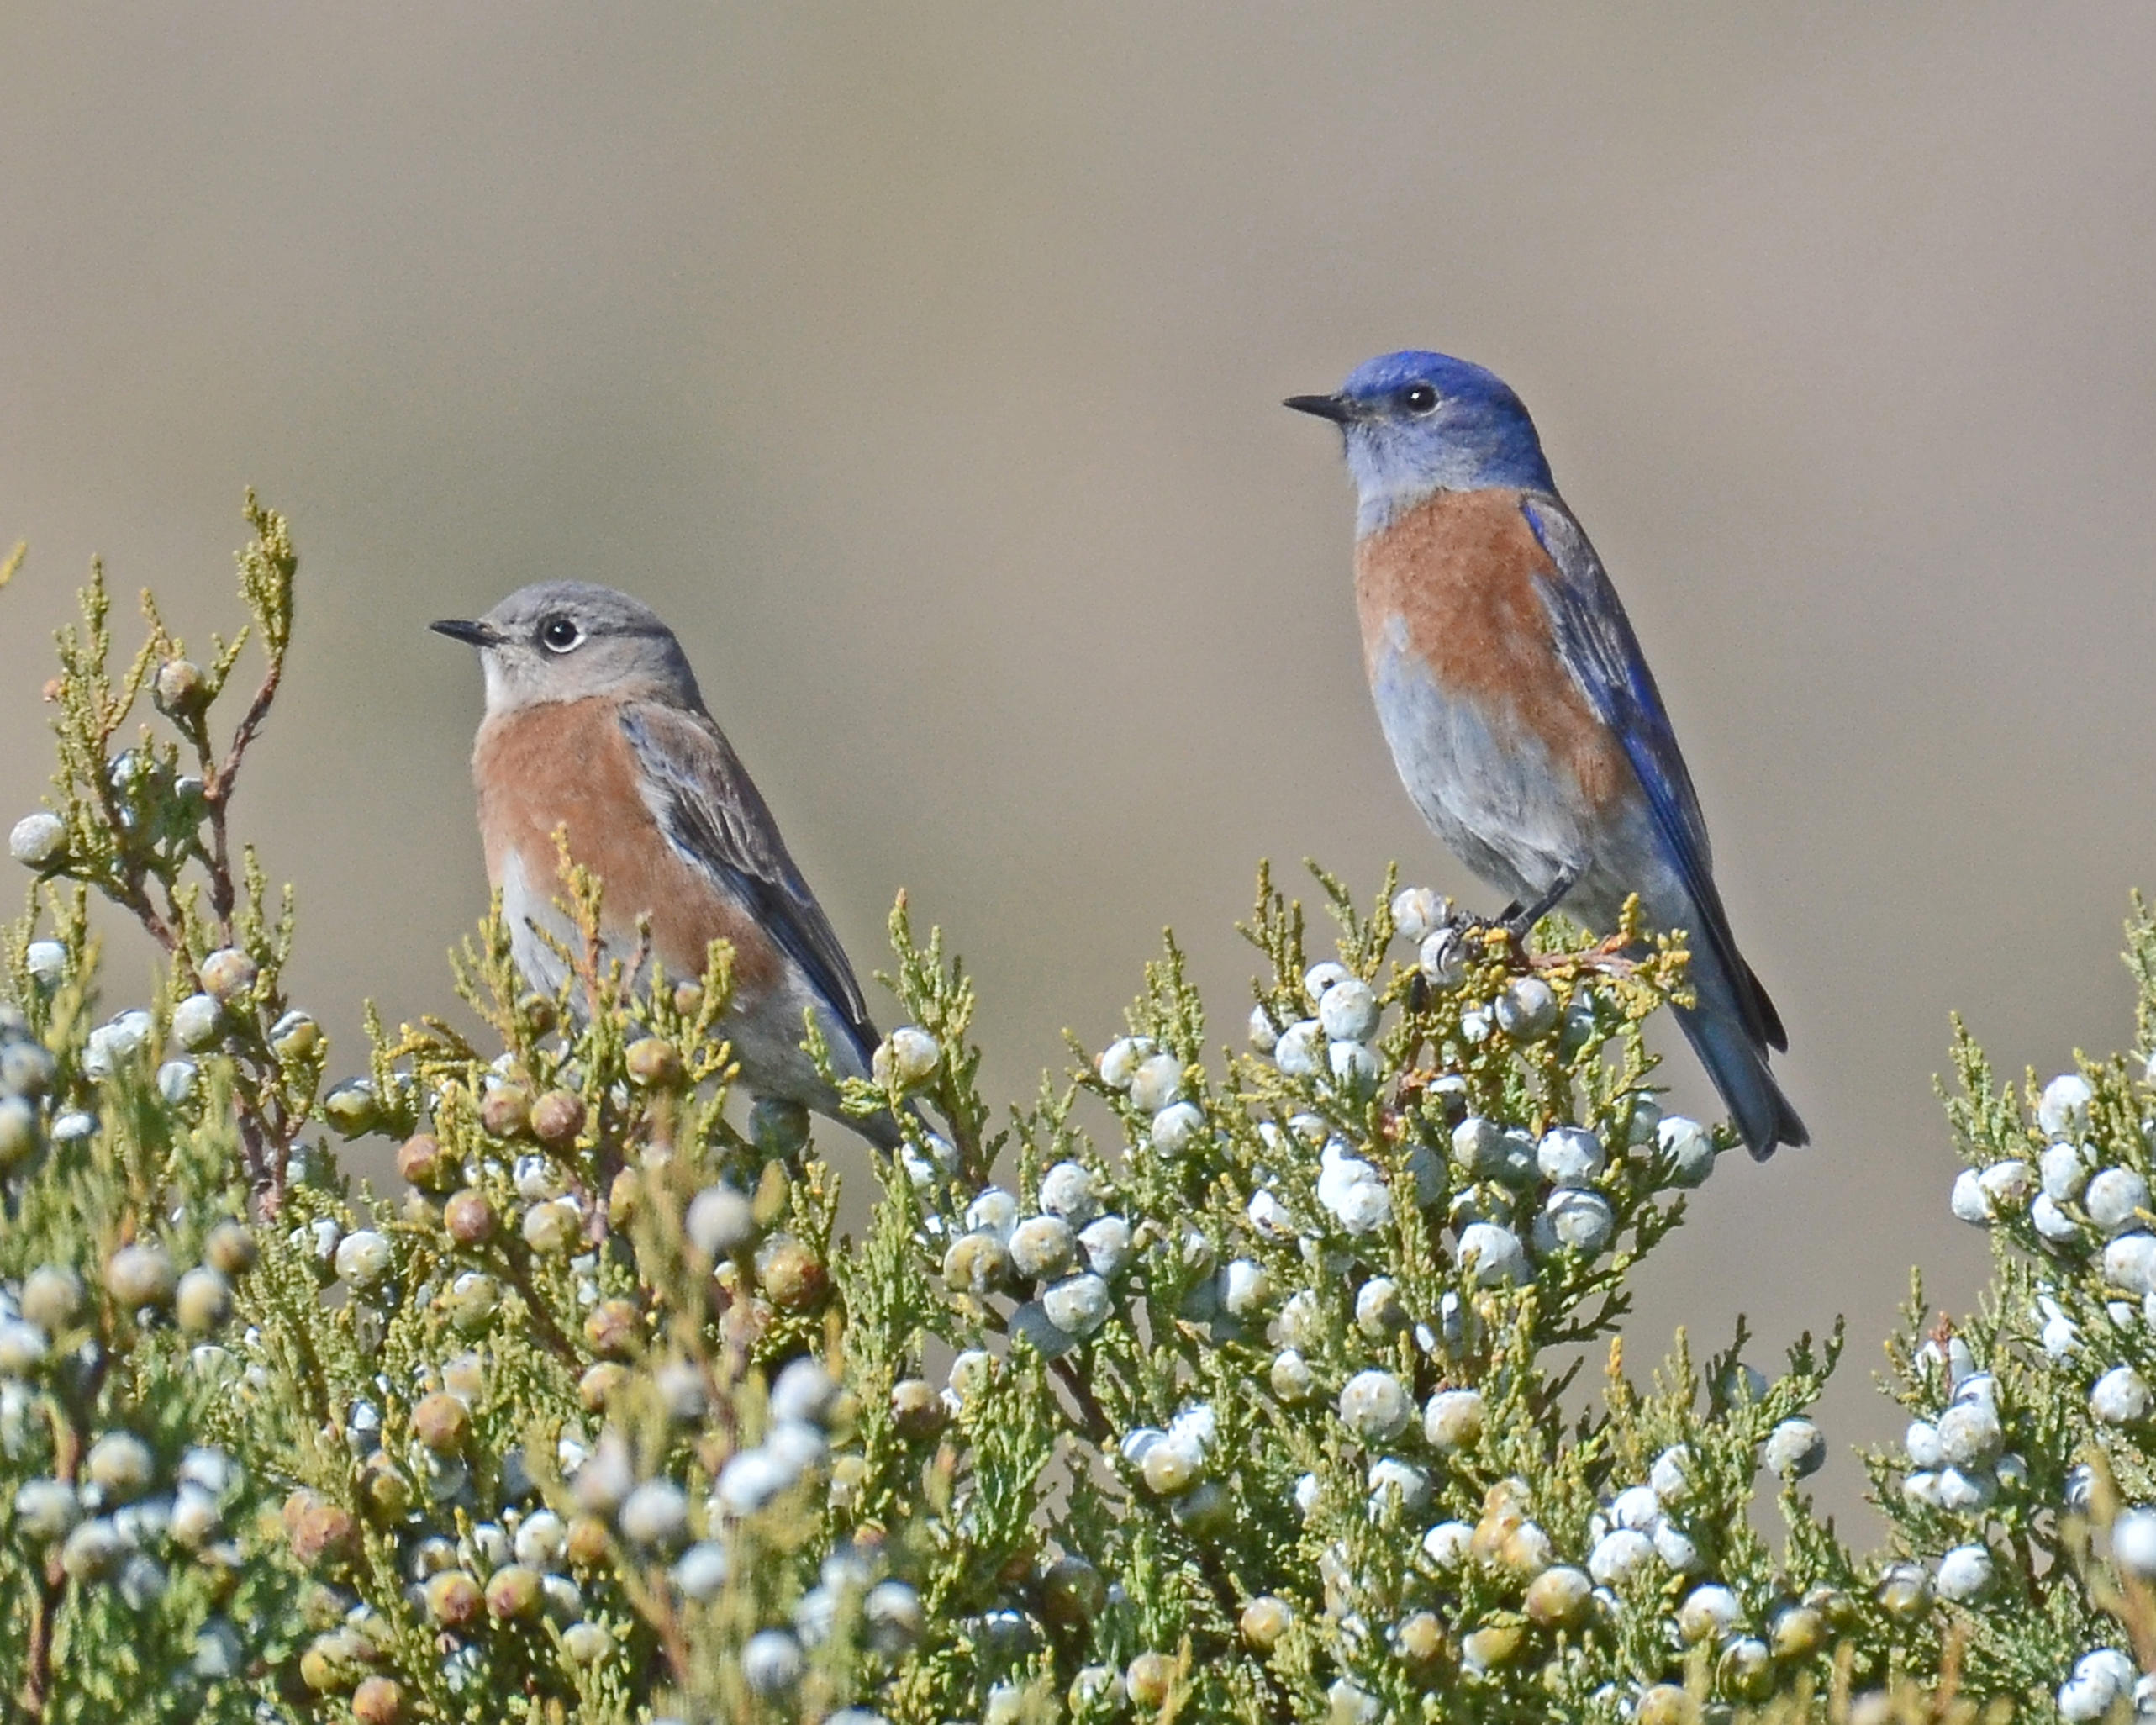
6,4,2155,1529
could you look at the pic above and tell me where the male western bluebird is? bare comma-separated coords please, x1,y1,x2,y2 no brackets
1287,351,1805,1157
433,582,899,1148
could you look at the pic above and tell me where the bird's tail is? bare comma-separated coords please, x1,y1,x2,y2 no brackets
1672,952,1807,1159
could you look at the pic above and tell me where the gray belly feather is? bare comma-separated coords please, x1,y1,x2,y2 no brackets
1370,636,1596,904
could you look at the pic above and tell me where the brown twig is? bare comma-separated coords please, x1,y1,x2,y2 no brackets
503,1252,586,1369
202,656,281,933
1051,1356,1115,1446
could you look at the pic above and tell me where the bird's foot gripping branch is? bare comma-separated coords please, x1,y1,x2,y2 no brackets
1,504,2154,1722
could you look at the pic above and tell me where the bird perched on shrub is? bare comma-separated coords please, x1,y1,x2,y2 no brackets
1288,351,1804,1157
434,583,898,1147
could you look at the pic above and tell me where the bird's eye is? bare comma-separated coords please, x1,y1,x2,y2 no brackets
539,616,582,653
1403,384,1440,414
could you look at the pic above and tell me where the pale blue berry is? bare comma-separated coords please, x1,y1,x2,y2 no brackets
1078,1216,1132,1279
672,1541,730,1601
1042,1273,1112,1337
2042,1141,2096,1203
2104,1233,2156,1295
1318,979,1379,1042
1316,1142,1391,1235
1128,1052,1184,1113
1456,1221,1526,1286
1495,978,1558,1040
1303,963,1352,1002
1653,1521,1702,1573
741,1629,804,1696
2112,1507,2156,1576
1657,1116,1716,1187
1038,1162,1100,1225
1271,1349,1315,1400
1390,888,1448,945
2037,1074,2094,1138
191,1619,244,1679
1648,1450,1694,1503
1247,1188,1294,1238
1537,1126,1604,1187
1533,1188,1614,1256
1937,1401,2001,1468
1976,1160,2033,1211
171,994,223,1052
1220,1259,1269,1318
514,1509,567,1569
1367,1458,1431,1516
1097,1037,1152,1090
1326,1039,1380,1090
2059,1650,2134,1722
1676,1584,1742,1643
1009,1216,1075,1280
1273,1020,1323,1077
1421,1520,1473,1569
1149,1100,1205,1157
619,1480,690,1549
769,1358,839,1428
0,1320,49,1374
1353,1276,1405,1337
1763,1418,1826,1480
862,1579,924,1654
1418,928,1468,987
2030,1194,2082,1244
2092,1365,2150,1425
8,812,65,867
686,1186,755,1258
1422,1389,1484,1453
874,1026,939,1089
714,1450,793,1517
2086,1168,2148,1233
197,948,256,1005
1589,1527,1653,1585
1337,1369,1414,1442
1275,1290,1323,1350
966,1188,1019,1242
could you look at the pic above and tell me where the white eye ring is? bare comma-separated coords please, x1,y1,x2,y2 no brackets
539,617,582,654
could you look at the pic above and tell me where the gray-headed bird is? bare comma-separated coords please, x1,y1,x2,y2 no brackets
434,583,898,1147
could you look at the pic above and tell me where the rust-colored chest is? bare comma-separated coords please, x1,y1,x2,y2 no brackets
1353,490,1626,806
469,696,781,994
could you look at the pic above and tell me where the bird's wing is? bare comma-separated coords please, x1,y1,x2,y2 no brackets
616,700,879,1063
1520,495,1785,1052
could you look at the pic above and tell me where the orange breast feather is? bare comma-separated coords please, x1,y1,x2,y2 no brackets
472,697,783,998
1355,490,1626,810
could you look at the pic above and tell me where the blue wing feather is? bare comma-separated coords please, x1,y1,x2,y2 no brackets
1519,497,1784,1052
616,703,883,1072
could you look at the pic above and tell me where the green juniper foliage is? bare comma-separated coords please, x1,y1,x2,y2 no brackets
0,505,2151,1723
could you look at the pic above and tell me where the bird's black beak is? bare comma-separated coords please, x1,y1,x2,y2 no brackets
1283,393,1356,424
430,618,501,648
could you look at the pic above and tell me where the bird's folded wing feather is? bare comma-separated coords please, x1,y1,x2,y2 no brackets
616,701,878,1063
1520,496,1782,1052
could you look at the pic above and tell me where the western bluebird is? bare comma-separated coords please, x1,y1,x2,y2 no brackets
1287,351,1805,1158
433,582,899,1148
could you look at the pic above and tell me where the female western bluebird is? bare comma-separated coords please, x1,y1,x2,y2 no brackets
1287,351,1805,1158
433,583,899,1147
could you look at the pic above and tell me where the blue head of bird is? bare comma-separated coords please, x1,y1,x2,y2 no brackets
1286,350,1555,535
